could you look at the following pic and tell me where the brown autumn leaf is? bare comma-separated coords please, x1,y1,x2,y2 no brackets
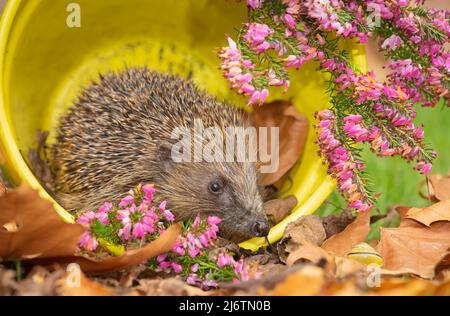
257,265,325,296
249,100,309,186
406,200,450,226
57,270,131,296
428,173,450,201
277,215,327,264
379,221,450,279
321,211,370,257
265,195,297,225
0,184,85,260
134,278,205,296
0,181,5,197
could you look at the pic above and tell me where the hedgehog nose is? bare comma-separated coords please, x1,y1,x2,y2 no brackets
252,220,270,237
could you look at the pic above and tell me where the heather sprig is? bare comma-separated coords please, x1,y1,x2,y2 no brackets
76,185,255,290
219,0,448,212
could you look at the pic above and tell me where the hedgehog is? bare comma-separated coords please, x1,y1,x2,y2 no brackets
50,67,270,242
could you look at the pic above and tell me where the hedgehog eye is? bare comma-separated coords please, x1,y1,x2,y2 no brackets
208,180,224,194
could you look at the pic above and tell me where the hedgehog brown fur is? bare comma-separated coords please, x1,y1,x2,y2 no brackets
50,67,270,241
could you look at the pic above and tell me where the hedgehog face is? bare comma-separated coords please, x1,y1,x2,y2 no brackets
157,159,270,242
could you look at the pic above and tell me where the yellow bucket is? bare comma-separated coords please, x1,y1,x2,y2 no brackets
0,0,366,251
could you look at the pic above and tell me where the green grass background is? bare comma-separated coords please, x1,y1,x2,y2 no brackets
316,100,450,238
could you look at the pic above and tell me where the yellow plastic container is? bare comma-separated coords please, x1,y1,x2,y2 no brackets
0,0,366,251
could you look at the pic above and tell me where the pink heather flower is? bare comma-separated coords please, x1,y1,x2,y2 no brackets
381,35,403,51
247,90,261,106
217,252,235,268
159,261,172,271
79,231,98,251
98,202,113,212
344,114,363,124
199,233,210,248
205,229,217,240
186,274,200,285
163,209,175,222
191,264,199,273
174,246,185,256
207,216,222,226
117,209,131,224
172,263,183,273
233,259,250,282
282,14,296,28
145,207,159,221
413,127,424,140
317,109,334,120
188,248,200,258
118,195,134,207
247,0,263,9
158,200,167,211
95,211,109,225
416,162,432,174
132,222,147,239
192,214,201,229
244,23,273,48
157,254,167,262
77,211,96,227
142,184,156,202
118,222,131,241
201,279,218,290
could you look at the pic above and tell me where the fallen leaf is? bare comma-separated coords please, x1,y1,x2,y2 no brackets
277,215,326,264
321,209,355,238
333,256,367,279
321,211,370,257
379,221,450,278
286,241,329,266
0,184,85,260
249,100,309,185
0,181,5,197
406,200,450,226
0,265,17,295
258,265,325,296
265,195,297,225
135,278,205,296
57,270,127,296
371,278,439,296
428,173,450,201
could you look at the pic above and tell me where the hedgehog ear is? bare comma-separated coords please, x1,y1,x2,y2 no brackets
157,141,175,172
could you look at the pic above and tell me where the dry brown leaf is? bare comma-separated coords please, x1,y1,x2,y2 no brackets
286,241,329,266
406,200,450,226
57,270,129,296
333,256,367,279
278,215,326,264
0,181,5,197
135,278,205,296
371,278,440,296
249,100,309,185
321,209,355,238
258,265,325,296
265,195,297,225
0,184,85,260
428,173,450,201
321,211,370,257
379,221,450,279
